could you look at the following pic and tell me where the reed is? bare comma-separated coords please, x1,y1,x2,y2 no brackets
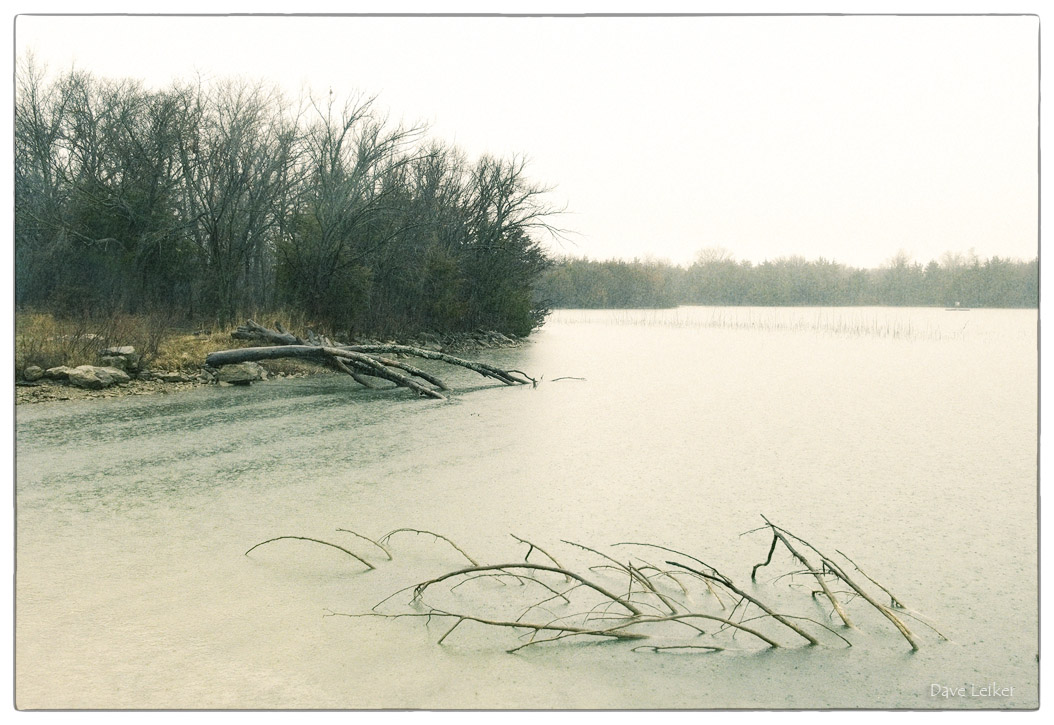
550,307,966,342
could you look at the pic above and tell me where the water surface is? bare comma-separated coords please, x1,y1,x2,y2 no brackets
15,306,1038,709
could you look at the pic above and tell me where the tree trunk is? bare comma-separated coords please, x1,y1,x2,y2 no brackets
206,320,532,399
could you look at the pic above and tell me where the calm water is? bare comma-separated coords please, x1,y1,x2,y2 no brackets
15,306,1038,709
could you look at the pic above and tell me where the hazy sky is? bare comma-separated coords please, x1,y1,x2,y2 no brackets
14,11,1040,268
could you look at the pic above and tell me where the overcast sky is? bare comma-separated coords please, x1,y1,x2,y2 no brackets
14,12,1040,268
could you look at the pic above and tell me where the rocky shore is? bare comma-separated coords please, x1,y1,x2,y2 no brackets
15,329,525,405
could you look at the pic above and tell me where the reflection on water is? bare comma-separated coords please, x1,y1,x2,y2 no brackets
15,307,1038,709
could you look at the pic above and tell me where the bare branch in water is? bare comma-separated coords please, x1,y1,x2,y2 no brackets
245,536,374,570
264,522,939,654
336,528,392,560
380,528,478,565
511,534,566,571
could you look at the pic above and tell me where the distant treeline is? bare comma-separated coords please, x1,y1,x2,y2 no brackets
15,61,557,336
536,251,1038,309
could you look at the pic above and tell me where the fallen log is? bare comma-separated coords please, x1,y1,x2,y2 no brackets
231,320,301,346
341,344,530,385
206,320,533,399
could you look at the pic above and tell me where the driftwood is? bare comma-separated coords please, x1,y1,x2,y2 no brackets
206,320,533,399
254,517,938,654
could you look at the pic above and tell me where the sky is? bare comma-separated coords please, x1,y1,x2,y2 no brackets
11,8,1041,269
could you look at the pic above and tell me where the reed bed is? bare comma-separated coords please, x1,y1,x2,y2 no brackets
549,307,970,342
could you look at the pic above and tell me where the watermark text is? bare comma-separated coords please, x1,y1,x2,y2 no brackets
930,683,1014,699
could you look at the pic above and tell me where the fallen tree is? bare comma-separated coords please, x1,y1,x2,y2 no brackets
205,320,534,399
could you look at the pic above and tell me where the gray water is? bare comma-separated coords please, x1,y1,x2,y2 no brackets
15,306,1038,709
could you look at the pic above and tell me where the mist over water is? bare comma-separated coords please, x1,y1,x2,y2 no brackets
15,307,1037,709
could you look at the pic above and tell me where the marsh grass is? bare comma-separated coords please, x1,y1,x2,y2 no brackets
553,307,967,342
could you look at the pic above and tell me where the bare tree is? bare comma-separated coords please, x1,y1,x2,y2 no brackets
15,62,566,335
176,78,300,322
274,90,433,328
14,56,79,307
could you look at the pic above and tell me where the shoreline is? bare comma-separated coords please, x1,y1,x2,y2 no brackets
14,370,326,406
15,328,526,406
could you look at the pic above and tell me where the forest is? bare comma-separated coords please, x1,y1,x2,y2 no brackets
16,61,1037,345
15,61,558,338
536,250,1038,310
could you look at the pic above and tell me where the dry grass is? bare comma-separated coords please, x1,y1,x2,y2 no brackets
152,331,234,372
15,309,504,381
15,311,173,374
14,310,331,379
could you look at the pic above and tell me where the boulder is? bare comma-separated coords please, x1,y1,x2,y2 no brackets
23,365,44,382
217,362,267,385
44,366,74,380
65,365,132,389
98,366,131,385
68,365,114,390
99,346,141,372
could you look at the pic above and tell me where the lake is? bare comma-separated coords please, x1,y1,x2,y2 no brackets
14,306,1038,709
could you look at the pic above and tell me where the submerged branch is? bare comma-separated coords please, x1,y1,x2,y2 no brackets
336,528,392,560
380,528,479,565
761,517,921,652
259,522,939,655
665,560,820,646
245,535,374,570
413,563,644,616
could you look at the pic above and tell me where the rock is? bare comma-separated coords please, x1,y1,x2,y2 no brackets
217,362,266,385
98,366,131,385
99,346,141,372
44,366,74,380
64,365,131,389
23,366,44,382
68,365,113,390
159,371,190,383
